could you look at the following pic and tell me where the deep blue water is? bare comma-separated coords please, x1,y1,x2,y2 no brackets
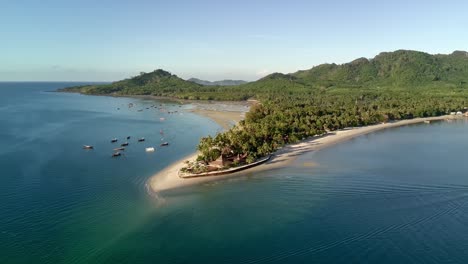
1,83,468,264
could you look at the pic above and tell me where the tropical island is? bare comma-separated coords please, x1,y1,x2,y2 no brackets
60,50,468,190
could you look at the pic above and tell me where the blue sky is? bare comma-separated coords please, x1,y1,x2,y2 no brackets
1,0,467,81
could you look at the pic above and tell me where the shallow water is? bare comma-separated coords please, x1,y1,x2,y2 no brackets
1,83,468,263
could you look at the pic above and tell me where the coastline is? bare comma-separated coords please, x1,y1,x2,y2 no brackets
189,108,246,130
149,115,462,193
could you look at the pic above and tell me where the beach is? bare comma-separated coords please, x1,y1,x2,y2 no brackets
189,108,245,130
149,114,461,193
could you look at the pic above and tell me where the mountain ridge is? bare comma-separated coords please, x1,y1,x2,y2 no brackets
187,78,247,86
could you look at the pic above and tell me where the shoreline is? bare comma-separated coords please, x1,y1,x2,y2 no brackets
148,115,463,193
189,108,246,130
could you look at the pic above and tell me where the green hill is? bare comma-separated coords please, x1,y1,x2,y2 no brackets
291,50,468,88
61,50,468,100
60,69,202,96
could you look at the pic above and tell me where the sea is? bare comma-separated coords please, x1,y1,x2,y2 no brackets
1,82,468,264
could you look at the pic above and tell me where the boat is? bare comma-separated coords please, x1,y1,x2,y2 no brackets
111,138,118,143
126,136,131,140
121,142,129,147
83,145,94,149
114,147,125,151
160,142,169,146
138,138,145,142
145,147,155,152
112,152,121,157
424,120,431,124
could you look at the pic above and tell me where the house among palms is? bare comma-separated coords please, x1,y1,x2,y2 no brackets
209,146,248,168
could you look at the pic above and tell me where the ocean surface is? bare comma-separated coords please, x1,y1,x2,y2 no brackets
1,83,468,264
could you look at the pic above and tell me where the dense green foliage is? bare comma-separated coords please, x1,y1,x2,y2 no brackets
196,88,468,163
60,50,468,164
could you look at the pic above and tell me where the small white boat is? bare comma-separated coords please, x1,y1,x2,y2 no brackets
424,120,431,124
145,147,155,152
83,145,94,149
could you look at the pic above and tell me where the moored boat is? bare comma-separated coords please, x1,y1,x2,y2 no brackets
114,147,125,151
160,142,169,146
138,138,145,142
121,142,129,146
145,147,155,152
111,138,118,143
83,145,94,149
112,152,121,157
127,136,131,140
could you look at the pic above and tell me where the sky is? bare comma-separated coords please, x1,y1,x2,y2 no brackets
1,0,468,81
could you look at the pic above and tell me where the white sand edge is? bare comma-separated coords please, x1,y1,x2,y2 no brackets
148,115,462,193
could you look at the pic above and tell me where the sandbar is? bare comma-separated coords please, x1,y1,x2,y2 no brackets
148,115,462,194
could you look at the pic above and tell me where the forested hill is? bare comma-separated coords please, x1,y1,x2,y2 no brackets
291,50,468,88
59,69,202,96
60,50,468,100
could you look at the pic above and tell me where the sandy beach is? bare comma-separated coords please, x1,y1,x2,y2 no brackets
148,114,461,194
189,108,245,130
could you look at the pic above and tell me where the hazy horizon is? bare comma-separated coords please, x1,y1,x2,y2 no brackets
2,0,468,82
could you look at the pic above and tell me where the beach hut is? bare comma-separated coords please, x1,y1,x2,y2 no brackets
210,155,228,167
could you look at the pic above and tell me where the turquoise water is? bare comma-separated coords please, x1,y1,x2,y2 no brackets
1,83,468,263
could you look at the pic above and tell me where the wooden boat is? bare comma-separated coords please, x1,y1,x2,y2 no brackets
114,147,125,151
111,138,118,143
138,138,145,142
83,145,94,149
160,142,169,146
112,152,121,157
121,142,129,147
145,147,155,152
